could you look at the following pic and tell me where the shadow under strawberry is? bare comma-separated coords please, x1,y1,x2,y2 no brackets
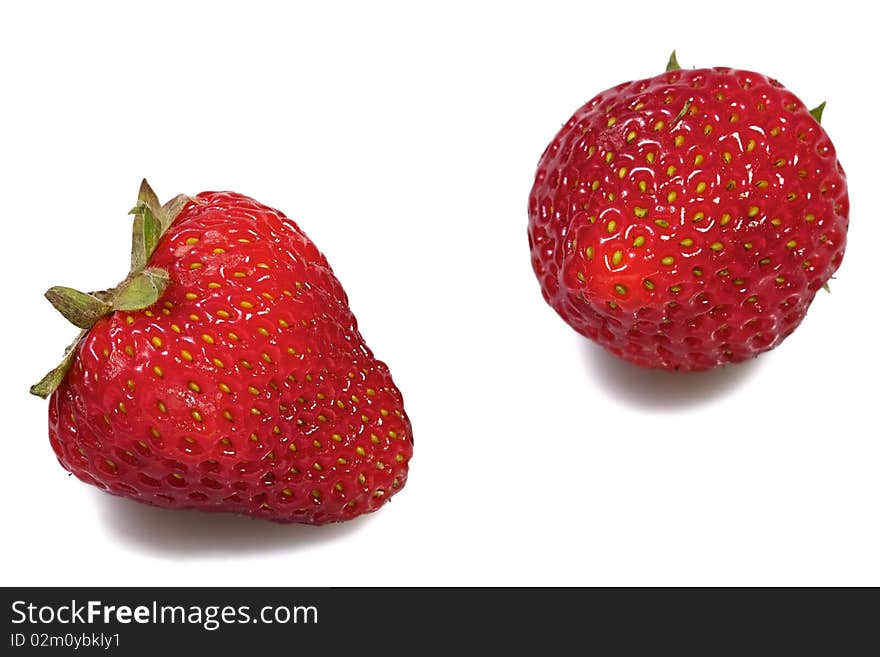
94,490,367,557
579,338,764,411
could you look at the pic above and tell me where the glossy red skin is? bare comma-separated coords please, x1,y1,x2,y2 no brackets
49,192,413,524
528,67,848,370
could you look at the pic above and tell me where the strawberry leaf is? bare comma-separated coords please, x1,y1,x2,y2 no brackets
130,205,161,270
810,101,826,124
130,210,146,270
137,179,161,217
131,182,191,264
129,179,167,268
159,193,193,232
44,286,112,329
113,268,169,311
29,331,86,398
142,206,162,261
666,50,681,72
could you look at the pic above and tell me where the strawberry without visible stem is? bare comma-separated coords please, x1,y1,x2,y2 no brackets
528,53,849,371
33,182,413,524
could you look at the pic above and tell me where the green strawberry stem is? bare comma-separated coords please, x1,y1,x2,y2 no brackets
30,180,192,399
666,50,681,72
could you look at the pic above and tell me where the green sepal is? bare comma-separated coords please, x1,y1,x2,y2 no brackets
160,194,193,232
666,50,681,72
130,180,165,270
130,210,145,269
810,101,826,124
130,206,162,271
129,180,192,268
143,208,162,264
44,286,112,329
29,331,86,399
137,178,161,215
113,268,170,311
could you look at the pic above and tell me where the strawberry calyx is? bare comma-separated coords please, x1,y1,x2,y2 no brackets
30,180,194,399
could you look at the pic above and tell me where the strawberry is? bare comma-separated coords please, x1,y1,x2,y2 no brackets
32,181,413,524
528,53,849,371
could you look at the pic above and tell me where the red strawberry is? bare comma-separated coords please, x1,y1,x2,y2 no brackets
32,181,413,524
528,53,849,371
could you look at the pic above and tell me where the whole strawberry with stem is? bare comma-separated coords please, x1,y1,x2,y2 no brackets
32,181,413,524
528,52,849,371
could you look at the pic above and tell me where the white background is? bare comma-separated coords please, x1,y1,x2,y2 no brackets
2,1,877,587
